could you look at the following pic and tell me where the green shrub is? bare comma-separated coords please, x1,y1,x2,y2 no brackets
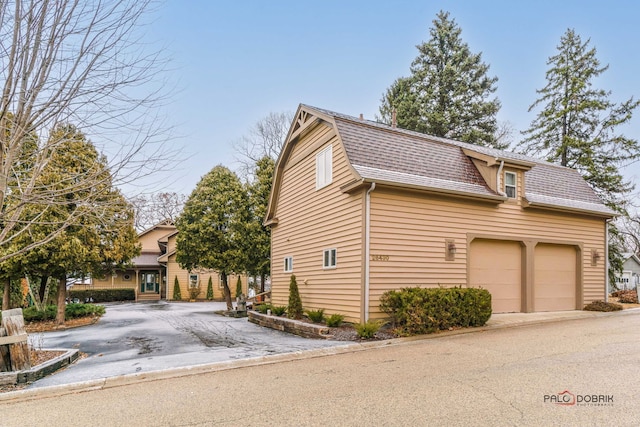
23,303,105,322
206,277,214,300
235,277,243,298
584,300,623,312
326,313,345,327
68,288,135,303
65,303,105,319
271,305,287,316
254,303,272,314
354,320,382,339
287,275,303,319
305,308,325,323
173,276,182,301
379,286,492,335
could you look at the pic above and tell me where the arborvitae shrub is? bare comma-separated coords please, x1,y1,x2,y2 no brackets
287,274,303,319
206,277,214,300
235,277,243,298
173,276,182,301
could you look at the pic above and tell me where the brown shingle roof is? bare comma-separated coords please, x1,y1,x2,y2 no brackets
304,105,615,217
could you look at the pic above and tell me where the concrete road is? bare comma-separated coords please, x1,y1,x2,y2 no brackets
2,310,639,426
29,301,348,387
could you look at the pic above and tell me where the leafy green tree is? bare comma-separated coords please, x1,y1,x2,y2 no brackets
176,166,249,310
287,274,303,320
379,11,503,147
206,276,214,300
519,29,640,283
245,156,275,293
173,276,182,301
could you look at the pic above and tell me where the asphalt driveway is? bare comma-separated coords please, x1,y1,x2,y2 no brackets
30,301,349,388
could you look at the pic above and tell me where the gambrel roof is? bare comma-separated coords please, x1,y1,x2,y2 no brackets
266,104,616,222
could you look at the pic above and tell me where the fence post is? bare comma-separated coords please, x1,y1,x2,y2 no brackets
0,308,31,371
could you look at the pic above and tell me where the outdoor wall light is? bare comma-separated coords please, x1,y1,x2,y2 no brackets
445,239,456,261
592,249,601,265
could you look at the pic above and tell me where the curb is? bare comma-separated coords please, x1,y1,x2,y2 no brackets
1,308,638,403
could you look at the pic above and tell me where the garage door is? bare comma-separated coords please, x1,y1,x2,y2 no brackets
534,244,576,311
469,240,522,313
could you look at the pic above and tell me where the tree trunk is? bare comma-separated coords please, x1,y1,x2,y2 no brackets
260,273,265,294
56,276,66,326
221,272,232,311
2,278,9,310
38,276,49,304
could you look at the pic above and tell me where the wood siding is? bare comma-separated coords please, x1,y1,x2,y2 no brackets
367,187,605,318
270,123,364,321
166,253,247,301
139,227,173,252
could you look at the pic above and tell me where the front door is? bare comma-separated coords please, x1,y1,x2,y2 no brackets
141,272,159,293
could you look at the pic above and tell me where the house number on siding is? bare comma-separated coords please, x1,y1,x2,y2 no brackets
370,255,390,261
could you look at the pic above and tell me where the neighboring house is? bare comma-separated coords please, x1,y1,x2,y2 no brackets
75,220,247,301
613,252,640,291
265,104,616,323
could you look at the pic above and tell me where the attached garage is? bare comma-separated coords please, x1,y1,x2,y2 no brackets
534,244,577,311
469,239,523,313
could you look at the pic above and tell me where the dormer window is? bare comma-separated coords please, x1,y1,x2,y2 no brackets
505,172,516,198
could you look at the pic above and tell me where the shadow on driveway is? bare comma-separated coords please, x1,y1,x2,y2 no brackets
30,301,349,388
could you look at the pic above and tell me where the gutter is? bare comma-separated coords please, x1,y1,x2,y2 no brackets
605,219,610,302
496,160,506,197
364,182,376,322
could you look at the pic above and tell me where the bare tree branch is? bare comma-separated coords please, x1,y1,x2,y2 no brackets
0,0,179,263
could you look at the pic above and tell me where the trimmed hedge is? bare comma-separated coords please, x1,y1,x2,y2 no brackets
379,287,492,336
23,303,105,322
68,288,135,303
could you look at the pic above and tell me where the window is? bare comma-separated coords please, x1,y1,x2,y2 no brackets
505,172,516,198
323,248,337,269
316,145,333,189
284,256,293,273
189,274,199,288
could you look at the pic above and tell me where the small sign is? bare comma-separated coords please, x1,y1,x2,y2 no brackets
370,255,390,261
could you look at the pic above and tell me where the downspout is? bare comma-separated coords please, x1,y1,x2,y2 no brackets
605,219,610,302
364,182,376,322
496,160,506,196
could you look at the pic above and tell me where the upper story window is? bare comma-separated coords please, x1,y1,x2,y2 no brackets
284,256,293,273
323,248,337,269
316,145,333,189
505,171,517,198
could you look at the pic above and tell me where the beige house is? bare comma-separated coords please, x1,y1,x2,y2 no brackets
78,220,247,301
265,104,616,323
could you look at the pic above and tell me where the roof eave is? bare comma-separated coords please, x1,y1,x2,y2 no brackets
364,179,507,203
522,199,618,219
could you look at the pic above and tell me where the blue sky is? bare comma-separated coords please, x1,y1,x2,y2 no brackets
142,0,640,197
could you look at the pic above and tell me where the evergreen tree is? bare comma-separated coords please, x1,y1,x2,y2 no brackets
176,165,249,310
519,29,640,283
245,156,275,293
206,276,214,300
235,276,243,298
287,274,303,320
173,276,182,301
379,11,503,147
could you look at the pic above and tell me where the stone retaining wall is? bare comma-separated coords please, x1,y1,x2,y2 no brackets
248,311,332,339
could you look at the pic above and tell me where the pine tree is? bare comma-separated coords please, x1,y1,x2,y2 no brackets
519,28,640,283
379,11,503,148
173,276,182,301
206,277,214,300
287,274,303,320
